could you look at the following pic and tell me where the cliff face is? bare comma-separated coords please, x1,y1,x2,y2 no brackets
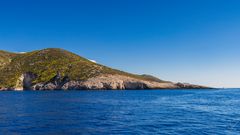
32,74,178,90
0,73,208,91
0,48,209,90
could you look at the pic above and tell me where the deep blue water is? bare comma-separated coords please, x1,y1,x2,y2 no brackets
0,89,240,135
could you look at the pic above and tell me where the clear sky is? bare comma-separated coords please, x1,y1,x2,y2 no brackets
0,0,240,88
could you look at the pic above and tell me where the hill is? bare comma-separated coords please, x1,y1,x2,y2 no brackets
0,48,209,90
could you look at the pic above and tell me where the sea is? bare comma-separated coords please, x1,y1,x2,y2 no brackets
0,89,239,135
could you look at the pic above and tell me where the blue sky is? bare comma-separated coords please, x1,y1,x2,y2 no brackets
0,0,240,87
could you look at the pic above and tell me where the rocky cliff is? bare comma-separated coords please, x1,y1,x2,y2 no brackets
0,48,209,90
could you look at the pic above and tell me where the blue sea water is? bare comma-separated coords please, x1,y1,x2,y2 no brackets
0,89,239,135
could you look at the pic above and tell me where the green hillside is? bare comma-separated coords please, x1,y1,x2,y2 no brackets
0,51,17,69
0,48,166,88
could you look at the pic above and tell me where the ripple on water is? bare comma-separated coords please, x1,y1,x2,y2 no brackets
0,89,239,134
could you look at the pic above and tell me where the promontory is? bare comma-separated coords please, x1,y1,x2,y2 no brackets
0,48,209,90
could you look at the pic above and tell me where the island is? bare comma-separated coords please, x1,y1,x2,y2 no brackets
0,48,209,90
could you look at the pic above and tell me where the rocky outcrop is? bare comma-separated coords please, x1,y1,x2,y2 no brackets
15,74,24,91
28,74,208,90
0,73,210,91
175,82,209,89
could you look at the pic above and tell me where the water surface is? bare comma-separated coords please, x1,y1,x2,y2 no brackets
0,89,239,134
